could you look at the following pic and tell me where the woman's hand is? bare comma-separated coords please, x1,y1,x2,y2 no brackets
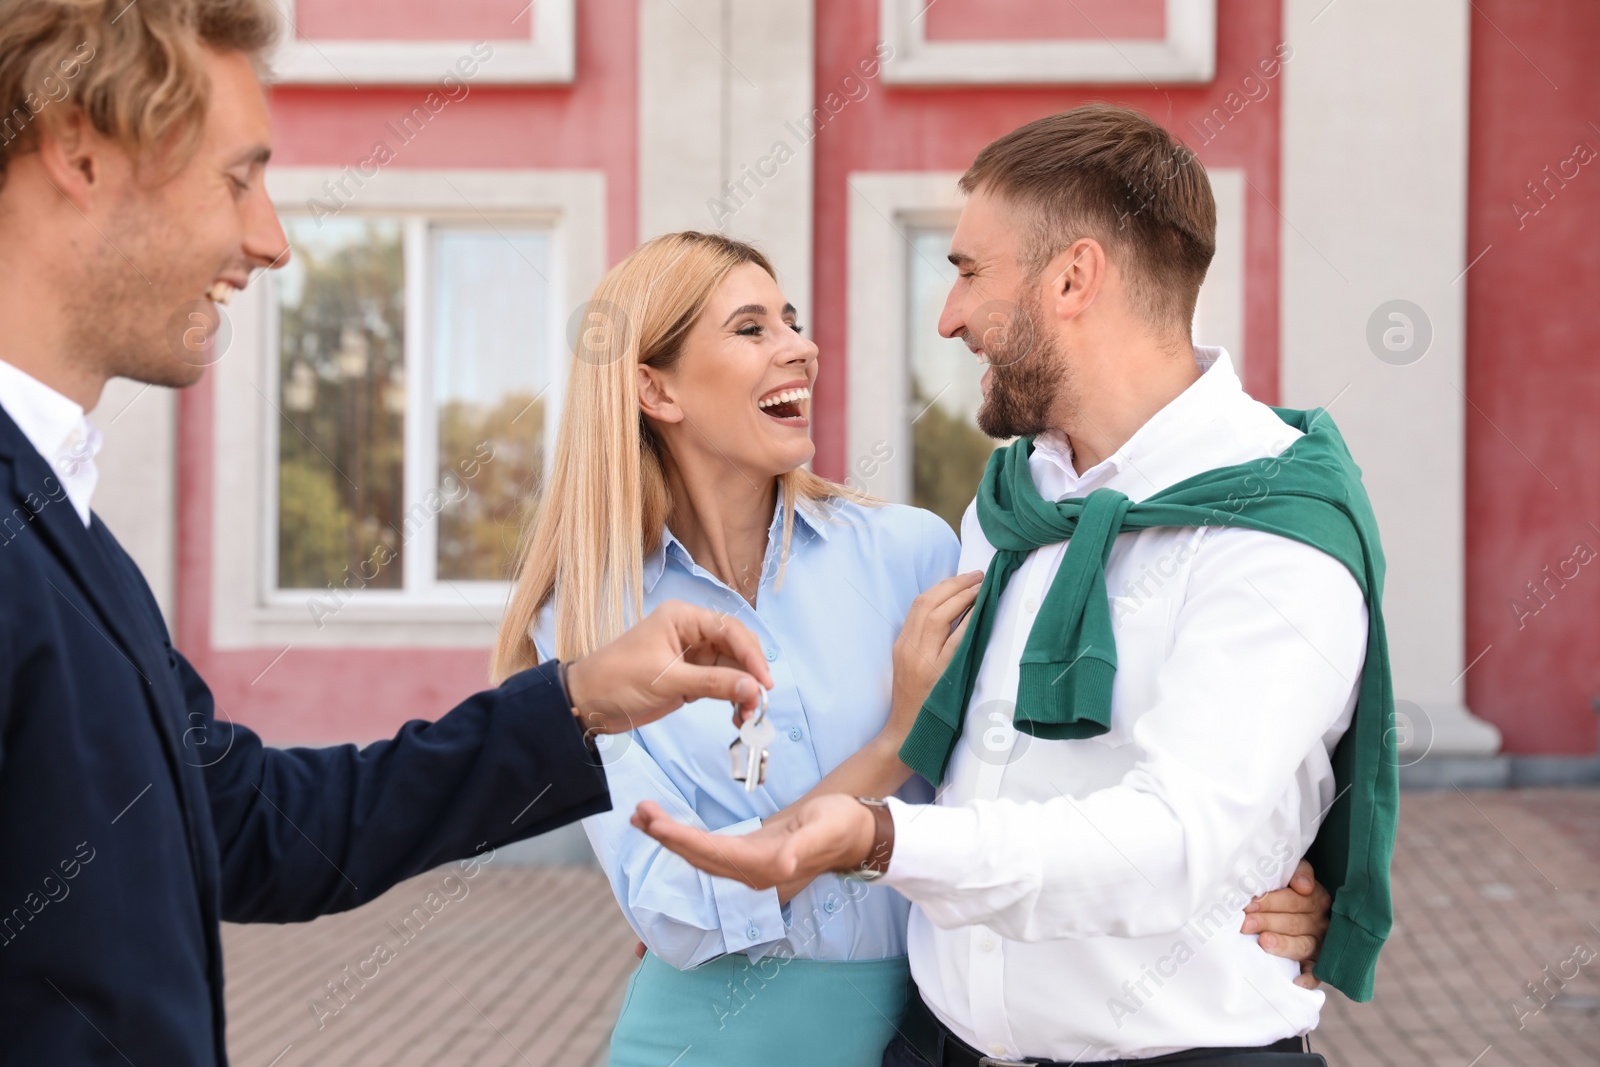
1242,859,1332,989
885,571,984,744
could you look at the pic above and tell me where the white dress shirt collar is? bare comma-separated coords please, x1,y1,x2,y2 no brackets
1028,346,1254,504
0,359,101,526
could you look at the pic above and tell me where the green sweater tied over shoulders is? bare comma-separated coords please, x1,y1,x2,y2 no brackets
899,408,1398,1002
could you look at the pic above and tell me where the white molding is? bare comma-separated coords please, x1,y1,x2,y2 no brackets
845,167,1247,504
266,167,604,219
1280,0,1497,753
880,0,1215,86
270,0,574,85
211,167,604,649
638,0,815,316
845,172,965,503
399,216,432,599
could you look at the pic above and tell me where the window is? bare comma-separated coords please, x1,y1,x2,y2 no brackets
270,215,555,606
272,0,576,85
430,229,552,584
905,228,1001,531
879,0,1215,85
208,168,601,649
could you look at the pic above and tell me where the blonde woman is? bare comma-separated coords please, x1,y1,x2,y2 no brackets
492,232,1329,1066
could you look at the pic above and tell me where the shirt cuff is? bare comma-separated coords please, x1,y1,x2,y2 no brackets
880,797,982,895
709,816,785,953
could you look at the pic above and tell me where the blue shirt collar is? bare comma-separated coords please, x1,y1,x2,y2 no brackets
643,486,832,595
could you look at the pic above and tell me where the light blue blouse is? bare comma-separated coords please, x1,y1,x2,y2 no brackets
537,495,958,970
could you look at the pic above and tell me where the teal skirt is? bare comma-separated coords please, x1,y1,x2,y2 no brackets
607,951,910,1067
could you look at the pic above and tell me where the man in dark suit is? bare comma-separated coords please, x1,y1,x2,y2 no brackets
0,2,772,1062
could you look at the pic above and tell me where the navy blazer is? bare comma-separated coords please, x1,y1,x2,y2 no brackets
0,406,612,1064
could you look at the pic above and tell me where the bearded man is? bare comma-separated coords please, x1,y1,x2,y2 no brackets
637,105,1398,1067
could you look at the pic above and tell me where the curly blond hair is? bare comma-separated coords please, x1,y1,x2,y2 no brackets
0,0,279,189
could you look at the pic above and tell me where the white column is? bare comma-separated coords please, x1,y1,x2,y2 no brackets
638,0,814,315
89,381,177,624
1280,0,1498,755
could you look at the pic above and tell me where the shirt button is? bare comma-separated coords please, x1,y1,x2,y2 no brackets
747,924,760,940
824,899,838,914
981,934,996,951
1023,596,1040,614
789,726,803,741
990,1044,1008,1058
765,648,778,662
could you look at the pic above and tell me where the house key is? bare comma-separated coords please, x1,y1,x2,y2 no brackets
728,690,773,793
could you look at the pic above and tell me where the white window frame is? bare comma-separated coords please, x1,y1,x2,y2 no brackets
212,168,604,649
271,0,574,85
845,167,1245,505
845,173,965,504
879,0,1215,85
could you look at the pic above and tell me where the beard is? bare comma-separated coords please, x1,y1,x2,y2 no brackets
974,293,1073,440
64,192,222,400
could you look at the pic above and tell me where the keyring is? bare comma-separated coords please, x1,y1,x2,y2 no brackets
740,688,768,727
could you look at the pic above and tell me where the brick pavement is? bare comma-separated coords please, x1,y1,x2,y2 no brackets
1315,789,1600,1067
222,864,636,1067
223,789,1600,1066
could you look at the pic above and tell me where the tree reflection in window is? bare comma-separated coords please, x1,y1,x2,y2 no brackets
432,229,552,583
907,229,1003,531
276,218,405,591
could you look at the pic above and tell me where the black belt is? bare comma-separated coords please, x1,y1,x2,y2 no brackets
901,993,1327,1067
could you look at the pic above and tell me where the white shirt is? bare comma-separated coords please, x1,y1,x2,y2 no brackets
0,359,101,526
881,349,1369,1061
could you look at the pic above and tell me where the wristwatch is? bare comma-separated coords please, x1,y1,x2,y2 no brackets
848,797,895,881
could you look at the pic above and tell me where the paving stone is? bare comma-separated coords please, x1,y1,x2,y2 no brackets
222,866,633,1067
1318,789,1600,1067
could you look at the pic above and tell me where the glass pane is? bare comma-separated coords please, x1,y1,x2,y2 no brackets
432,228,553,582
276,218,406,591
907,229,1002,531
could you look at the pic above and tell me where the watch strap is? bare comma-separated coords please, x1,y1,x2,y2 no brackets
854,797,894,879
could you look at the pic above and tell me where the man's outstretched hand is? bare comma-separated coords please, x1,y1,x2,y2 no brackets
564,600,773,736
635,792,1335,995
632,793,875,888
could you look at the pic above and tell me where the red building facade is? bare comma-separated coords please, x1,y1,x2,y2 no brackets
85,0,1596,761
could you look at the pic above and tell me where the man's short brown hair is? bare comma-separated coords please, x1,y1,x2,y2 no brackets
960,104,1217,334
0,0,279,190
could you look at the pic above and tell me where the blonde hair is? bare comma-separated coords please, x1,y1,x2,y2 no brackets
0,0,280,189
492,231,862,680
